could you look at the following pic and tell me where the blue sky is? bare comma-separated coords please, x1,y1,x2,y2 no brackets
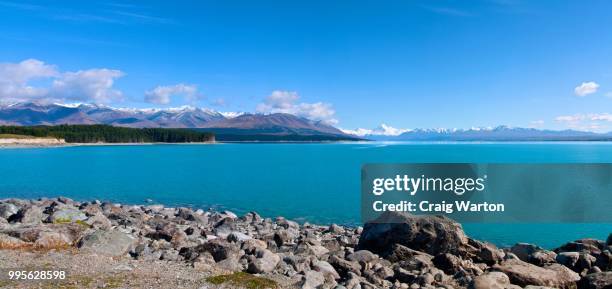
0,0,611,132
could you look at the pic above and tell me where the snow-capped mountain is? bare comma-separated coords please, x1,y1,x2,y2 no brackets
352,125,612,141
0,102,358,140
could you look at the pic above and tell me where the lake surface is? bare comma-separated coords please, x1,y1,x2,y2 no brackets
1,142,611,248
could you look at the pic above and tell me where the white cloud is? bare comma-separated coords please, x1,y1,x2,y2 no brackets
144,83,200,105
574,81,599,97
0,59,124,104
555,114,584,122
589,113,612,122
340,128,373,136
0,59,58,101
555,113,612,132
50,69,124,103
341,124,410,136
555,113,612,123
256,90,338,125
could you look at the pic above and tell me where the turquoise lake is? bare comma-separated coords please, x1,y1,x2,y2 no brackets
1,142,611,249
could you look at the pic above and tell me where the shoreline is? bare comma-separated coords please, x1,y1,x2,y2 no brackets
0,197,610,288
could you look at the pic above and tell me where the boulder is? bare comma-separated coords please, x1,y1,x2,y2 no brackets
48,208,87,223
556,239,605,256
227,231,252,243
433,253,463,275
558,252,597,273
284,255,311,273
8,205,44,224
0,233,27,249
213,217,236,238
301,270,325,289
474,241,505,265
357,212,475,257
312,260,341,280
0,203,19,219
493,258,580,289
508,243,557,266
469,272,521,289
347,250,378,263
247,248,280,273
329,255,362,278
85,212,112,230
34,231,73,248
577,272,612,289
327,224,345,234
385,244,433,263
557,252,580,268
198,240,239,262
78,230,134,257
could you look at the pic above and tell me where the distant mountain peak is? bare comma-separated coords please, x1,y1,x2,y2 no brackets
0,102,357,140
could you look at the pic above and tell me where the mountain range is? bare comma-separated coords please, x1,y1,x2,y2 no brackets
0,102,358,141
1,102,611,141
363,126,612,141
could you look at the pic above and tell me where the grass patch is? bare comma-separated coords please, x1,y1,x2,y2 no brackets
206,272,278,289
52,218,90,227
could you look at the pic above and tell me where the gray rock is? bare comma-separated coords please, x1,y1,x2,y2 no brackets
312,260,340,280
469,272,520,289
347,250,378,263
433,253,463,275
329,255,362,278
385,244,433,263
493,259,580,289
0,233,27,249
276,217,299,230
213,217,236,238
0,203,19,219
217,256,245,272
85,212,112,230
34,230,73,248
475,241,505,265
327,224,345,234
227,231,252,243
556,251,580,268
198,240,239,262
247,248,280,273
577,271,612,289
160,249,181,261
507,243,557,266
301,270,325,289
78,230,134,257
556,239,605,255
284,255,311,273
8,205,44,224
48,208,87,223
357,212,475,257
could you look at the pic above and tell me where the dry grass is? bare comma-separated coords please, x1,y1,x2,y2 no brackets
0,239,74,252
206,272,279,289
0,134,53,139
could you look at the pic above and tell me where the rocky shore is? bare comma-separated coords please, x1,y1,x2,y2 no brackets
0,198,610,289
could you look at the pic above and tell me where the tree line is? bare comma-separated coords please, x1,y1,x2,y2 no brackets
0,125,215,143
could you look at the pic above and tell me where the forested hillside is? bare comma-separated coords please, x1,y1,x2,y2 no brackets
0,125,215,143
